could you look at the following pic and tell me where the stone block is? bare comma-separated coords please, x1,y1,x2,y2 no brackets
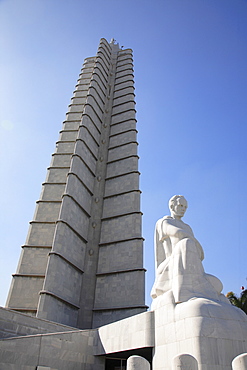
56,141,76,154
62,121,80,130
83,104,102,132
94,270,145,308
59,130,78,141
108,142,137,162
59,195,90,240
100,213,142,244
104,172,140,197
116,63,133,74
26,223,56,246
70,155,95,193
7,275,44,308
42,254,83,305
77,126,99,159
109,130,137,149
45,168,68,183
52,221,87,269
33,202,61,223
114,80,134,92
102,191,140,218
18,247,49,274
66,174,92,215
97,240,143,273
106,156,138,178
40,184,66,201
113,94,135,107
111,109,136,124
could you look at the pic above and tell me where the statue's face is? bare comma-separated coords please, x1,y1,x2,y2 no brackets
172,197,187,217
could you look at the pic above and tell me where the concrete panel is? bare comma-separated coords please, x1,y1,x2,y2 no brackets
113,94,135,106
106,157,138,178
90,75,107,102
114,80,134,92
59,130,78,141
74,141,97,173
116,67,134,79
59,196,90,240
79,114,101,143
86,95,104,122
113,86,135,99
115,74,134,85
33,202,61,223
77,125,99,159
62,121,80,130
94,270,145,309
83,104,103,132
37,293,79,327
42,254,83,305
68,104,84,113
109,130,137,149
40,184,66,201
93,307,147,329
50,153,72,167
56,141,76,154
0,307,74,339
112,101,135,115
104,172,140,197
108,143,137,162
66,174,92,215
111,110,136,125
97,311,154,355
116,57,133,67
116,62,133,73
46,168,69,183
26,223,56,247
66,112,82,121
110,119,137,135
102,191,140,218
52,221,87,269
97,240,144,273
100,213,142,244
18,247,49,274
7,276,44,309
70,97,87,105
70,155,95,193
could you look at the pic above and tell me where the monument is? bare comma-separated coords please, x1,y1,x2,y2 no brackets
5,38,146,330
0,39,247,370
151,195,247,370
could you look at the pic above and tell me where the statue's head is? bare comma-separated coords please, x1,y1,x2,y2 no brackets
169,195,188,219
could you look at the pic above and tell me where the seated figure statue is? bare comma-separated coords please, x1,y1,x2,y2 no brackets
151,195,228,304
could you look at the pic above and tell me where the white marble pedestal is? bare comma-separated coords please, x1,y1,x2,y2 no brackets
152,294,247,370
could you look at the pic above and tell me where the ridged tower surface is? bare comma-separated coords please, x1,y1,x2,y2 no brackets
6,38,146,329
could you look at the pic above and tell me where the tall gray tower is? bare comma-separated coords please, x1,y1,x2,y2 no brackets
6,38,146,329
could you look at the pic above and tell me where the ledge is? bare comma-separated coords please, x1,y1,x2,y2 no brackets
39,290,80,310
96,268,146,277
49,251,84,274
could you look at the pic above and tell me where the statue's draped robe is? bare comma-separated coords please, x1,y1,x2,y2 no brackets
151,216,226,303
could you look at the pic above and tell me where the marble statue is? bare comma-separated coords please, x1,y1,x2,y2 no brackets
151,195,228,304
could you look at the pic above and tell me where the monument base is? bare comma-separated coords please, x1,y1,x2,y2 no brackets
152,295,247,369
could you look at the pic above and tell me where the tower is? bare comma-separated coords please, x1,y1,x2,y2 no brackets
6,38,146,329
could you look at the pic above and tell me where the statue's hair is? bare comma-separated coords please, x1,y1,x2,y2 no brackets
169,195,186,210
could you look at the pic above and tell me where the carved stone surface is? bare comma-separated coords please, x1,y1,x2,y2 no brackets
151,196,247,369
151,195,227,307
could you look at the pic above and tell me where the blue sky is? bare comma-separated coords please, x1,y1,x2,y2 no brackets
0,0,247,309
